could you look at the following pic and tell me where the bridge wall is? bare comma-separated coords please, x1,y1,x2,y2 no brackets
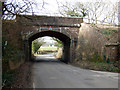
17,15,82,63
76,23,119,63
3,19,119,70
2,16,83,70
2,20,25,70
17,15,83,27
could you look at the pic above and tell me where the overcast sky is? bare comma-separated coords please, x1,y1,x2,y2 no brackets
35,0,119,43
41,36,56,43
33,0,119,16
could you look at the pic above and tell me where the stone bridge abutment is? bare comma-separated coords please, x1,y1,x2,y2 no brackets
3,15,119,70
25,31,71,63
17,15,83,63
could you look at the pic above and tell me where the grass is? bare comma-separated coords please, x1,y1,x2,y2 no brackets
101,29,117,36
73,60,119,73
38,47,58,51
2,70,16,87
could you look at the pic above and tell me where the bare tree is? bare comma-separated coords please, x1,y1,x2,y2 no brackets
2,0,45,19
84,1,118,25
109,2,118,25
58,1,107,23
84,1,107,24
58,0,118,25
58,1,87,17
118,1,120,25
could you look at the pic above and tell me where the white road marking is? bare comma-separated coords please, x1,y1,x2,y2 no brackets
33,82,35,89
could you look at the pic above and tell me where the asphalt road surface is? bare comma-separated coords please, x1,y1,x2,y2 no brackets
32,53,118,88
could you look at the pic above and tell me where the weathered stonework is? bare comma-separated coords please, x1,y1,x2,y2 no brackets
3,15,119,70
105,44,119,62
16,15,83,63
12,15,83,64
2,20,25,70
76,23,119,63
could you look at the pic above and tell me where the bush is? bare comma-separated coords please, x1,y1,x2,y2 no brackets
74,60,119,72
2,70,16,87
32,39,45,54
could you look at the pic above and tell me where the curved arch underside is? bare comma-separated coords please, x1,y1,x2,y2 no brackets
28,31,71,44
28,31,71,63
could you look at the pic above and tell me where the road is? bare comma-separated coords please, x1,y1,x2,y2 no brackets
32,53,118,88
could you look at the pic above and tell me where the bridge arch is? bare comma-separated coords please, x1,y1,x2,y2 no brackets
19,15,82,63
25,31,71,63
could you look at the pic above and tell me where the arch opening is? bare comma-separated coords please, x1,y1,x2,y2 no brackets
26,31,71,63
31,36,63,61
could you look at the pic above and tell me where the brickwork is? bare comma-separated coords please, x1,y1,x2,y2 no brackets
76,23,119,62
17,15,82,39
17,15,83,27
3,15,119,70
17,15,83,63
2,20,25,70
105,44,119,62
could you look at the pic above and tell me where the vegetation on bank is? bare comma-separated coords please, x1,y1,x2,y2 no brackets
75,61,119,73
32,39,46,54
33,37,63,55
2,38,23,87
74,57,119,73
52,37,63,48
2,69,18,88
38,47,57,51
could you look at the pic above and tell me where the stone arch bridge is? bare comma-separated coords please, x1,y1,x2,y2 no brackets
17,15,83,63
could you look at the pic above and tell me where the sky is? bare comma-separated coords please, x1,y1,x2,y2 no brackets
33,0,119,16
41,36,56,44
32,0,120,25
35,0,119,43
6,0,119,43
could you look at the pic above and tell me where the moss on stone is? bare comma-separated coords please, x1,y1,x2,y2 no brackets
91,53,103,62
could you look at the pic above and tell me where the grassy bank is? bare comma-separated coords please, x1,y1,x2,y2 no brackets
38,47,58,51
72,60,119,73
2,61,32,88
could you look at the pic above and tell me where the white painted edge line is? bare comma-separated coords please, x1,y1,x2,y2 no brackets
33,82,35,89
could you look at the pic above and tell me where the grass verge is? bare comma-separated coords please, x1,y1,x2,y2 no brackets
72,60,119,73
